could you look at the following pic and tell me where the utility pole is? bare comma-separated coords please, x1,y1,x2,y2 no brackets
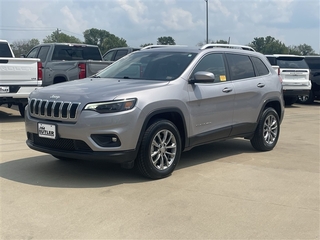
56,28,61,42
205,0,208,44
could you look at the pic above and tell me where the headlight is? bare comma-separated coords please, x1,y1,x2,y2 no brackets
84,98,137,113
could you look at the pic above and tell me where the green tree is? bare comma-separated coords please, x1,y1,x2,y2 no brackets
157,36,176,45
288,44,316,55
43,29,82,43
83,28,127,54
248,36,288,54
140,43,154,47
11,38,40,56
197,39,228,47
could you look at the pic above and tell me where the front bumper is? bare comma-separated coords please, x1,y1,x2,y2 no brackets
25,107,143,165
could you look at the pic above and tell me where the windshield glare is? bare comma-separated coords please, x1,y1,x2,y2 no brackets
96,51,197,80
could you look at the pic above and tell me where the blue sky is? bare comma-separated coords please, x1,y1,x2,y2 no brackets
0,0,319,54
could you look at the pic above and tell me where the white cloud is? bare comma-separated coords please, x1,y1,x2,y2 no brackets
60,5,87,34
162,8,202,31
17,8,45,27
116,0,148,24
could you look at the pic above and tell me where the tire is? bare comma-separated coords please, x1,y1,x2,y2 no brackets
284,96,298,106
136,119,181,179
18,103,26,118
297,91,314,104
250,108,280,151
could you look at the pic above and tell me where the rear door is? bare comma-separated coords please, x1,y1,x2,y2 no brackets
226,53,270,136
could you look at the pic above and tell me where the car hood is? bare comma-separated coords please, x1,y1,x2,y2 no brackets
30,78,169,102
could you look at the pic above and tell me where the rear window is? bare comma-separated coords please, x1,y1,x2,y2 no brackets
275,57,309,69
0,42,13,57
52,45,102,61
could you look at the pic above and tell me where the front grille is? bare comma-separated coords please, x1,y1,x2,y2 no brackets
29,133,92,152
29,98,81,121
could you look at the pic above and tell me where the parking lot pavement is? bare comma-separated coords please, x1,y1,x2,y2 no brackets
0,103,319,239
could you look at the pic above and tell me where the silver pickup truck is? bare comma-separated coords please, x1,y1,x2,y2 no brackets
25,43,111,86
0,40,42,117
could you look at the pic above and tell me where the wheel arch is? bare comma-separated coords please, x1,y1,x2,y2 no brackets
258,99,283,124
53,75,68,84
136,108,188,153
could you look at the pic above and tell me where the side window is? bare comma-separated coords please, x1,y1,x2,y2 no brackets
26,47,39,58
251,57,269,76
191,53,227,82
114,50,128,61
103,50,115,61
37,46,50,62
226,54,255,80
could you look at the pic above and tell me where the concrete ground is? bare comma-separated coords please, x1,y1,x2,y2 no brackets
0,103,319,239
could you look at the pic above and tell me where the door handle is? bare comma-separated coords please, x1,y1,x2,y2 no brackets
222,87,233,93
257,83,265,88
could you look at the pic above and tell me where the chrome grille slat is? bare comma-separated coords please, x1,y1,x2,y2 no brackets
29,98,81,121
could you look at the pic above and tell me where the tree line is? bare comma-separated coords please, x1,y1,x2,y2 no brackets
10,28,317,57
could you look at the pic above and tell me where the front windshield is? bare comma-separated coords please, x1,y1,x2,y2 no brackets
96,51,198,81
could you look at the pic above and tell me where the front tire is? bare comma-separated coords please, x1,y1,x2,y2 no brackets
136,119,181,179
250,108,280,151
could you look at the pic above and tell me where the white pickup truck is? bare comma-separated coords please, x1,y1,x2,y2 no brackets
0,40,42,117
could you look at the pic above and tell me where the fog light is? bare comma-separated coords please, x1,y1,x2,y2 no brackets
91,134,121,147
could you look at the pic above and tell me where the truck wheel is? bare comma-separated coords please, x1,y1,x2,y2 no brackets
18,103,26,118
137,119,181,179
297,91,314,104
250,108,280,151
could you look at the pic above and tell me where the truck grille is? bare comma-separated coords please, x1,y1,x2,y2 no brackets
29,98,81,121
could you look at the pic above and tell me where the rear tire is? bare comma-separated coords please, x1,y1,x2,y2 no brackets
250,108,280,151
136,119,181,179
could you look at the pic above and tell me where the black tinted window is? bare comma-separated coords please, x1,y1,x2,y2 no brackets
276,57,309,69
52,45,102,61
38,46,50,62
251,57,269,76
0,42,13,57
192,53,227,82
226,54,255,80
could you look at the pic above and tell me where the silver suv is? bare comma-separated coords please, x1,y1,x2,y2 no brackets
25,44,285,179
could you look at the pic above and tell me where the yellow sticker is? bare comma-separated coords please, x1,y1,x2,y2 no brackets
220,75,226,81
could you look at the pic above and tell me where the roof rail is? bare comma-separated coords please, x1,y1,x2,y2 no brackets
141,44,188,50
201,44,255,52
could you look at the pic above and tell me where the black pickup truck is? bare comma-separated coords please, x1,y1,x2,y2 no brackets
25,43,110,86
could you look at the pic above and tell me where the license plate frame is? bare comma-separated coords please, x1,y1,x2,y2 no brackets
38,123,57,139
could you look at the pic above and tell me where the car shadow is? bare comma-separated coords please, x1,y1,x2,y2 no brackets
0,139,255,188
0,108,24,123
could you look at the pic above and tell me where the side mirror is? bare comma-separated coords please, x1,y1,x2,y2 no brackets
20,54,26,58
189,71,215,84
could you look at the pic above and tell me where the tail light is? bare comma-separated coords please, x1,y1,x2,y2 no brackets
78,63,86,79
37,62,43,81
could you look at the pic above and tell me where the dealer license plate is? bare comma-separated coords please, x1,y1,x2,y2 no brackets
0,86,9,93
38,123,57,139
